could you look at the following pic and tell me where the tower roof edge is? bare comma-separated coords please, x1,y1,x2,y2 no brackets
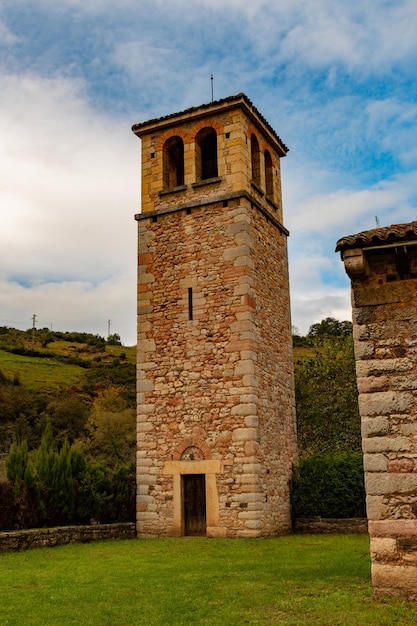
131,93,289,156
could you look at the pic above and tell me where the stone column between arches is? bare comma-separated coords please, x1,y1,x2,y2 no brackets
163,459,226,537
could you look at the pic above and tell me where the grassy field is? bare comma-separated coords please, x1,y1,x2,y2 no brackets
0,349,87,390
0,342,136,391
0,535,416,625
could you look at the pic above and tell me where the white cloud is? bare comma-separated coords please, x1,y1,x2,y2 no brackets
0,19,18,45
286,172,417,238
2,0,417,345
290,287,352,336
0,277,136,341
0,72,139,343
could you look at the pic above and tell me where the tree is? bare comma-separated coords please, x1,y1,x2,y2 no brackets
107,333,122,346
307,317,352,340
6,439,29,495
41,396,89,445
295,334,361,457
81,387,136,466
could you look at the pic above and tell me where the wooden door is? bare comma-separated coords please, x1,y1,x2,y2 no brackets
183,474,206,536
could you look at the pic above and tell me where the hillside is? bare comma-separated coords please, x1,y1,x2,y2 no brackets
0,327,137,463
0,327,135,391
0,326,360,465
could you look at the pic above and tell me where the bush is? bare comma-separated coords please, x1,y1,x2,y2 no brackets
291,452,366,519
0,422,135,531
295,336,361,457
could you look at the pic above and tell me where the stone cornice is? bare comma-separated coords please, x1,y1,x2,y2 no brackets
135,189,289,236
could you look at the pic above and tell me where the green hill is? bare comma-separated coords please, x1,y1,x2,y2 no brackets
0,327,135,392
0,327,137,461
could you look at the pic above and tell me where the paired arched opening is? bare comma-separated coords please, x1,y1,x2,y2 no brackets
162,130,275,200
251,135,275,202
264,150,273,198
162,128,219,190
250,134,261,187
163,136,184,189
196,127,218,181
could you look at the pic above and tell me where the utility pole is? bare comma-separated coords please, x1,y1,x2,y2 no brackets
32,314,37,330
107,319,111,338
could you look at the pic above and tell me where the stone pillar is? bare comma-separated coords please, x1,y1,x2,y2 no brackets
337,221,417,600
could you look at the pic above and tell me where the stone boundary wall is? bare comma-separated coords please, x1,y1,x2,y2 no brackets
0,519,366,551
0,519,367,552
294,518,368,534
0,523,136,552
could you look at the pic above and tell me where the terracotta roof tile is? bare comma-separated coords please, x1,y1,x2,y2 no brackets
132,93,289,154
335,221,417,252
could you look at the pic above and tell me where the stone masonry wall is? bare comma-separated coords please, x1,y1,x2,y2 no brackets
248,204,297,533
0,523,136,552
345,245,417,599
137,195,296,537
137,97,284,223
135,94,295,539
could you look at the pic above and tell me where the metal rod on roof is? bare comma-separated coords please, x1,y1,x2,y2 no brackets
211,74,214,102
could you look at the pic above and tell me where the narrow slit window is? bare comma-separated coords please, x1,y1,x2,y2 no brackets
188,287,193,320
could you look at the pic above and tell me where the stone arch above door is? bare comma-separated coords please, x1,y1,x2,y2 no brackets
172,437,212,461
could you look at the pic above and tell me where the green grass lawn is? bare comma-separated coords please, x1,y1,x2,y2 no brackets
0,535,416,625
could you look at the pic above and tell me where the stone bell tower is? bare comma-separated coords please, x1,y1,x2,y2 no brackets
133,93,297,538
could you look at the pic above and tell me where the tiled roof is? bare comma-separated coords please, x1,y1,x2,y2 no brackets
335,221,417,252
132,93,289,154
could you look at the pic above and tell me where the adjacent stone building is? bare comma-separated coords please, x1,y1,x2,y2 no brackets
133,93,297,538
337,221,417,600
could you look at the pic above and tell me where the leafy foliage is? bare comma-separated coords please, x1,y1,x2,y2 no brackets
295,334,361,457
0,326,135,455
1,421,135,530
307,317,353,339
82,388,136,465
6,439,29,494
291,452,366,518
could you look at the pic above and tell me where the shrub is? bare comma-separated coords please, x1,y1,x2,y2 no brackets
6,440,29,486
295,336,361,457
1,422,135,530
291,452,366,519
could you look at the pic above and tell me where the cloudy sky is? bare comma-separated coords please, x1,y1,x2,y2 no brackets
1,0,417,345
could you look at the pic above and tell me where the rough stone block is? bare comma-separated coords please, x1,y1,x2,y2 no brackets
232,428,258,442
362,436,410,454
231,403,257,416
365,472,417,495
206,526,227,538
359,391,413,416
372,564,417,600
234,359,255,376
357,376,389,393
354,341,375,359
370,537,397,561
361,416,390,437
366,495,388,520
363,453,387,472
136,378,155,393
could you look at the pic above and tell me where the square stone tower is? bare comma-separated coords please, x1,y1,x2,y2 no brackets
133,93,297,538
337,221,417,599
